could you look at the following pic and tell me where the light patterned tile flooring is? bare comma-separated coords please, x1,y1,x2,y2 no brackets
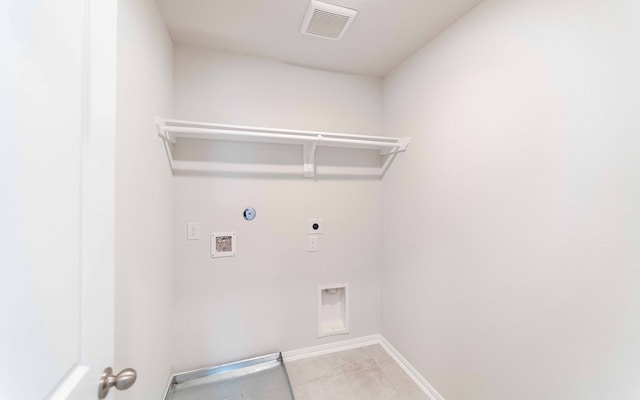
285,344,429,400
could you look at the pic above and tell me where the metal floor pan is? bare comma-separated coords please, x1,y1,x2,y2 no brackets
164,353,295,400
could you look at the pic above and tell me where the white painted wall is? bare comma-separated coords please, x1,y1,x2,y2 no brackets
173,45,383,133
115,0,173,398
382,0,640,399
170,45,384,371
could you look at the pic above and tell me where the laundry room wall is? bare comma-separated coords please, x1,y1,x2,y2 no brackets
382,0,640,399
170,45,385,371
115,0,174,398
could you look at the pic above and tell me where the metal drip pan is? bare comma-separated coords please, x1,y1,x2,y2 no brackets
164,353,295,400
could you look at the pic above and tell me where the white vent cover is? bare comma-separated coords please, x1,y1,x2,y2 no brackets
300,0,358,40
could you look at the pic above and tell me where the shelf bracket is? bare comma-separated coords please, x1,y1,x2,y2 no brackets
155,117,175,144
379,137,411,156
303,139,319,178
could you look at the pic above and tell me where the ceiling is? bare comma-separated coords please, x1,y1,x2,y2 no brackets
156,0,484,77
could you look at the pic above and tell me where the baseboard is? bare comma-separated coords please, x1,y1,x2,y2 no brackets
282,334,446,400
282,334,381,362
378,336,446,400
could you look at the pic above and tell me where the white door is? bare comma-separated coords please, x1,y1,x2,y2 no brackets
0,1,118,399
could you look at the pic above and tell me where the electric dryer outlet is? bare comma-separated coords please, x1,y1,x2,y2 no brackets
308,219,323,234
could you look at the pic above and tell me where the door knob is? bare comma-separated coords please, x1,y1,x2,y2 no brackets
98,367,137,399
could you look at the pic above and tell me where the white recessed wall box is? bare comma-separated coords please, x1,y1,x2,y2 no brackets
211,232,236,258
301,0,358,40
318,284,349,337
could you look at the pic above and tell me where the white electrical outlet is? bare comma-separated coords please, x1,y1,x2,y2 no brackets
187,222,200,240
308,218,323,234
308,236,318,252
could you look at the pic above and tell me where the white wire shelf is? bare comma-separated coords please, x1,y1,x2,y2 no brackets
156,117,410,178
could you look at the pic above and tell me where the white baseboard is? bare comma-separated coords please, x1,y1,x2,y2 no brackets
378,336,445,400
282,334,381,362
282,334,445,400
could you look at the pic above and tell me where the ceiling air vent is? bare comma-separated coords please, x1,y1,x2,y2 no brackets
300,0,358,40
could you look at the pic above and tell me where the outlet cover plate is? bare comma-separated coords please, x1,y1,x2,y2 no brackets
308,236,318,252
187,222,200,240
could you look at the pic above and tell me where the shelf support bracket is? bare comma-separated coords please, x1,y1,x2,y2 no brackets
379,137,411,156
303,139,319,178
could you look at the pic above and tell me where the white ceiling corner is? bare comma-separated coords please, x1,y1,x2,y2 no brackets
155,0,484,77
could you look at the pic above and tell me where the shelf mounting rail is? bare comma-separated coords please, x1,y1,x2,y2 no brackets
156,117,410,178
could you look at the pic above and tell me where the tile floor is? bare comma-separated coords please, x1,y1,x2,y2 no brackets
285,344,429,400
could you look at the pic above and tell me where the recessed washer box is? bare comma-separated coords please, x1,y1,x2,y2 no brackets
211,232,236,258
318,283,349,338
